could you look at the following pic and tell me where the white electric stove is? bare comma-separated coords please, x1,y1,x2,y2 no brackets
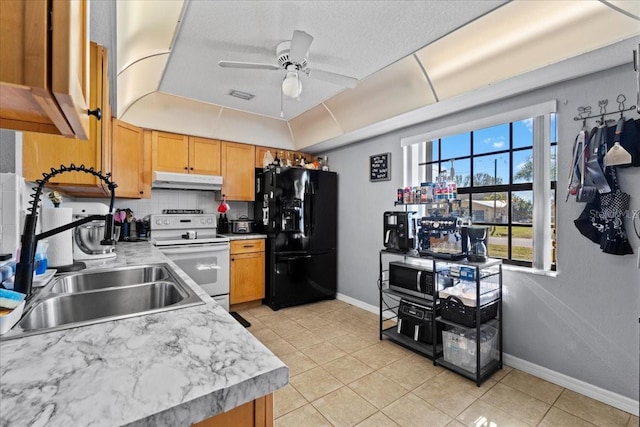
147,210,230,310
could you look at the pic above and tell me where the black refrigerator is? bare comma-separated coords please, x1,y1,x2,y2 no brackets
255,167,337,310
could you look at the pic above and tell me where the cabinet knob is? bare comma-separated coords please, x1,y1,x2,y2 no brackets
139,191,144,195
184,167,188,170
87,108,102,120
190,167,194,170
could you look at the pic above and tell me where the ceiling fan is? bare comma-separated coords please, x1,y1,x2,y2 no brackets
218,30,358,99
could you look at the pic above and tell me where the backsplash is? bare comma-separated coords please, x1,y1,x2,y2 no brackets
84,189,253,222
0,180,255,258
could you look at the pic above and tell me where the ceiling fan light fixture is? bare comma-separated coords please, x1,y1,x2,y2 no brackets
282,70,302,98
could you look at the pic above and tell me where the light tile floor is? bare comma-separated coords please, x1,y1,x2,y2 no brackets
238,300,638,427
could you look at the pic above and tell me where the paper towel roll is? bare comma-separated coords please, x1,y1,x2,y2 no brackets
41,208,74,267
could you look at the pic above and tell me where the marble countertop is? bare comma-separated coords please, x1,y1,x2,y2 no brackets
221,233,268,240
0,242,288,427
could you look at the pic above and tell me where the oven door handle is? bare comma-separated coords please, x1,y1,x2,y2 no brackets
159,245,229,255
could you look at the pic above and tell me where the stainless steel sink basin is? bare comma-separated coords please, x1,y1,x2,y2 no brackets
1,263,204,340
19,282,189,331
50,265,169,293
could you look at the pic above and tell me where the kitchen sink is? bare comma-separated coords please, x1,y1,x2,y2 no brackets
1,263,204,340
50,265,169,293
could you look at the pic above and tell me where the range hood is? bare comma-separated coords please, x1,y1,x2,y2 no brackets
152,171,223,191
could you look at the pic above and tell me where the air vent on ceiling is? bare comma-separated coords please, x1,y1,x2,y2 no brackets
229,89,255,101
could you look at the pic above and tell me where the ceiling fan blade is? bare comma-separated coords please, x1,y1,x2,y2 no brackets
289,30,313,63
307,69,358,88
218,61,280,71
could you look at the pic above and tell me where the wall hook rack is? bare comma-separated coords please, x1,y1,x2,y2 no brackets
573,94,637,125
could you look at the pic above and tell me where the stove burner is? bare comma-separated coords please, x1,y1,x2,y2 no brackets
162,209,204,214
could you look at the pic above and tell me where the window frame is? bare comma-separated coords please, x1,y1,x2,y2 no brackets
401,101,557,271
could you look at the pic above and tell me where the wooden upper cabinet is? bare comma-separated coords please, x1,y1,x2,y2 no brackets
22,42,110,197
111,119,149,199
221,141,255,201
151,131,189,173
255,146,273,168
0,0,90,138
254,146,313,168
189,137,221,175
151,132,221,175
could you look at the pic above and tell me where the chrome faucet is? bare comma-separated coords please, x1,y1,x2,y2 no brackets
14,164,118,298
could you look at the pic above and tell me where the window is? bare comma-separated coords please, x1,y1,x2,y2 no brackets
402,102,557,271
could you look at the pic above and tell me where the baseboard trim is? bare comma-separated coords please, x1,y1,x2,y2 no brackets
336,293,395,319
503,353,638,416
335,293,638,416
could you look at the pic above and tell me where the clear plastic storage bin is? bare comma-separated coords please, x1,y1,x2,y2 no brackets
442,324,498,373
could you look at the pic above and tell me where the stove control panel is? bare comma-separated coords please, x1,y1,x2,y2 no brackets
148,214,217,230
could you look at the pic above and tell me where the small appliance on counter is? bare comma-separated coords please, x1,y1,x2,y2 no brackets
383,211,417,253
230,215,255,234
466,226,489,262
389,259,453,300
417,216,471,260
65,202,117,261
397,299,442,344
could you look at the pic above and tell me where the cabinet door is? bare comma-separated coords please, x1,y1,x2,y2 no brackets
0,0,90,138
152,131,189,173
189,137,221,175
111,119,145,198
22,42,108,196
221,141,256,201
255,146,274,168
51,0,90,140
230,252,265,305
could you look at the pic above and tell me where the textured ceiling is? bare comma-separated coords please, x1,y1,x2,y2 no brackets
160,1,506,120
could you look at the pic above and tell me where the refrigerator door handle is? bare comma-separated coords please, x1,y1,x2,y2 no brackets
278,255,313,261
309,181,315,236
304,182,311,236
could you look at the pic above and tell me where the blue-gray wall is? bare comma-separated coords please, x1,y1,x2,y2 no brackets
324,63,640,403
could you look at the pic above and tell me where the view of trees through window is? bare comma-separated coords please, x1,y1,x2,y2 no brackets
419,115,557,267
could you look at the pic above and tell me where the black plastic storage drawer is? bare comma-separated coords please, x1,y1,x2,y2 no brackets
441,296,498,328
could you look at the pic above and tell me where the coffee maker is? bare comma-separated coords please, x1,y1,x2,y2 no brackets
418,216,470,260
383,211,417,253
465,226,489,262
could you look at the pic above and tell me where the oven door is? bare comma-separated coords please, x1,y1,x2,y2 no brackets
159,243,230,307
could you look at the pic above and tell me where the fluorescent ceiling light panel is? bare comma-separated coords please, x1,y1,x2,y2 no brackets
415,0,640,99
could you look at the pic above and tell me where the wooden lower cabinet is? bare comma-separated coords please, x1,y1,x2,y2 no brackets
230,239,265,305
192,393,273,427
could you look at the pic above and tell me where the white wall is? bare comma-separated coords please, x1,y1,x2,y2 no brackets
323,63,640,404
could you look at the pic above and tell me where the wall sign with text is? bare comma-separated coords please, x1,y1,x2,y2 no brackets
370,153,391,182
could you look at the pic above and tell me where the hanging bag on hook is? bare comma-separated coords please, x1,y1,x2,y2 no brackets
583,126,611,194
604,118,632,166
566,130,585,201
576,128,598,202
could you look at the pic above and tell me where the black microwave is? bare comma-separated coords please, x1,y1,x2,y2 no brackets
389,261,452,300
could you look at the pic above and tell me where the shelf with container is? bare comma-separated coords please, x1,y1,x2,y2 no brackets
434,257,503,386
377,248,503,386
378,249,445,362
